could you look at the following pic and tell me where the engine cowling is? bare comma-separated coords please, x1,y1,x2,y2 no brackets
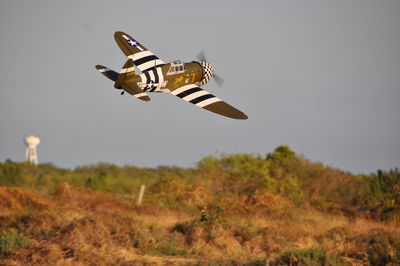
197,62,214,86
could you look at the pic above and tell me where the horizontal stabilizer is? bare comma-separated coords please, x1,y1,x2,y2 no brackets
121,84,150,101
95,65,118,81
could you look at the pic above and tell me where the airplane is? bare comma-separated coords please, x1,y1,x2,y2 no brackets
95,31,248,120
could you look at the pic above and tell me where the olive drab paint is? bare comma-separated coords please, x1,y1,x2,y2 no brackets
96,31,247,120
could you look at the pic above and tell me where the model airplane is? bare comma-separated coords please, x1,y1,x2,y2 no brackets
96,31,248,120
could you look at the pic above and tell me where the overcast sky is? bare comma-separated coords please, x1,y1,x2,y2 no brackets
1,1,399,174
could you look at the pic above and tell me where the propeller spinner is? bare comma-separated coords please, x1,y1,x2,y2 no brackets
196,51,225,87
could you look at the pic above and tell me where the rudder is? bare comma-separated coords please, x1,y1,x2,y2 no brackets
115,59,135,89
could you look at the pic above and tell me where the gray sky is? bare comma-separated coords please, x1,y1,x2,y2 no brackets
1,1,399,174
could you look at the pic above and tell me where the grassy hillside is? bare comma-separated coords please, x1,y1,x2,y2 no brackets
1,146,399,265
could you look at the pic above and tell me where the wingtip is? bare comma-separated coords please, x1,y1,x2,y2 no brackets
229,112,248,120
114,31,127,40
203,101,248,120
139,96,151,101
237,113,248,120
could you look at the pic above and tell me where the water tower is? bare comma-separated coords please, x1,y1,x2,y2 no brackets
24,135,40,164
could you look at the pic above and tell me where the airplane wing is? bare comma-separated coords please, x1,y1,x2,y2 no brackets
114,31,165,72
121,83,150,101
170,84,247,119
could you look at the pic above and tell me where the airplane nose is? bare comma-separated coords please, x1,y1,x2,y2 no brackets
203,62,214,76
198,62,214,86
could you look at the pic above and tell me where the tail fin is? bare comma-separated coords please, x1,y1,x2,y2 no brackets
95,65,118,81
115,59,135,89
116,59,150,101
97,60,150,101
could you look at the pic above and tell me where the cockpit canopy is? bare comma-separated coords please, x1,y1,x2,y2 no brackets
167,60,185,75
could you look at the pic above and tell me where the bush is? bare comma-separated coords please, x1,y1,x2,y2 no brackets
197,153,270,197
151,241,189,256
173,205,227,245
245,258,267,266
364,169,400,223
0,228,30,255
145,233,189,257
1,149,398,224
354,231,400,265
276,244,346,266
266,145,296,162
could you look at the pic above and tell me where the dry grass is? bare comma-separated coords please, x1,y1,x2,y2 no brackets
1,185,399,265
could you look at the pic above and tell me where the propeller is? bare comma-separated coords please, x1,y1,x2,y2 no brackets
213,73,225,87
197,50,207,63
196,51,225,87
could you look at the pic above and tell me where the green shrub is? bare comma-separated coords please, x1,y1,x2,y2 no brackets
1,151,399,224
0,161,25,187
355,231,400,265
266,145,296,161
245,258,267,266
147,235,189,256
199,205,225,225
152,241,189,256
0,228,30,255
277,244,347,266
197,153,271,199
173,206,227,245
363,169,400,222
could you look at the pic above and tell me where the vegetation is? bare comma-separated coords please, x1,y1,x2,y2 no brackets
277,244,346,266
0,146,399,265
0,229,30,255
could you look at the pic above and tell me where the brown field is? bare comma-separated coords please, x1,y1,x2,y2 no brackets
1,184,399,265
1,149,400,265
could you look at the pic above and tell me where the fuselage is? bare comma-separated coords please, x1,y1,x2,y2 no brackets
124,61,211,93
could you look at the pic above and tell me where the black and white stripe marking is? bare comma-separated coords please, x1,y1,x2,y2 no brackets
120,34,165,72
140,67,164,92
171,84,221,108
134,92,148,99
119,65,135,74
128,51,165,72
